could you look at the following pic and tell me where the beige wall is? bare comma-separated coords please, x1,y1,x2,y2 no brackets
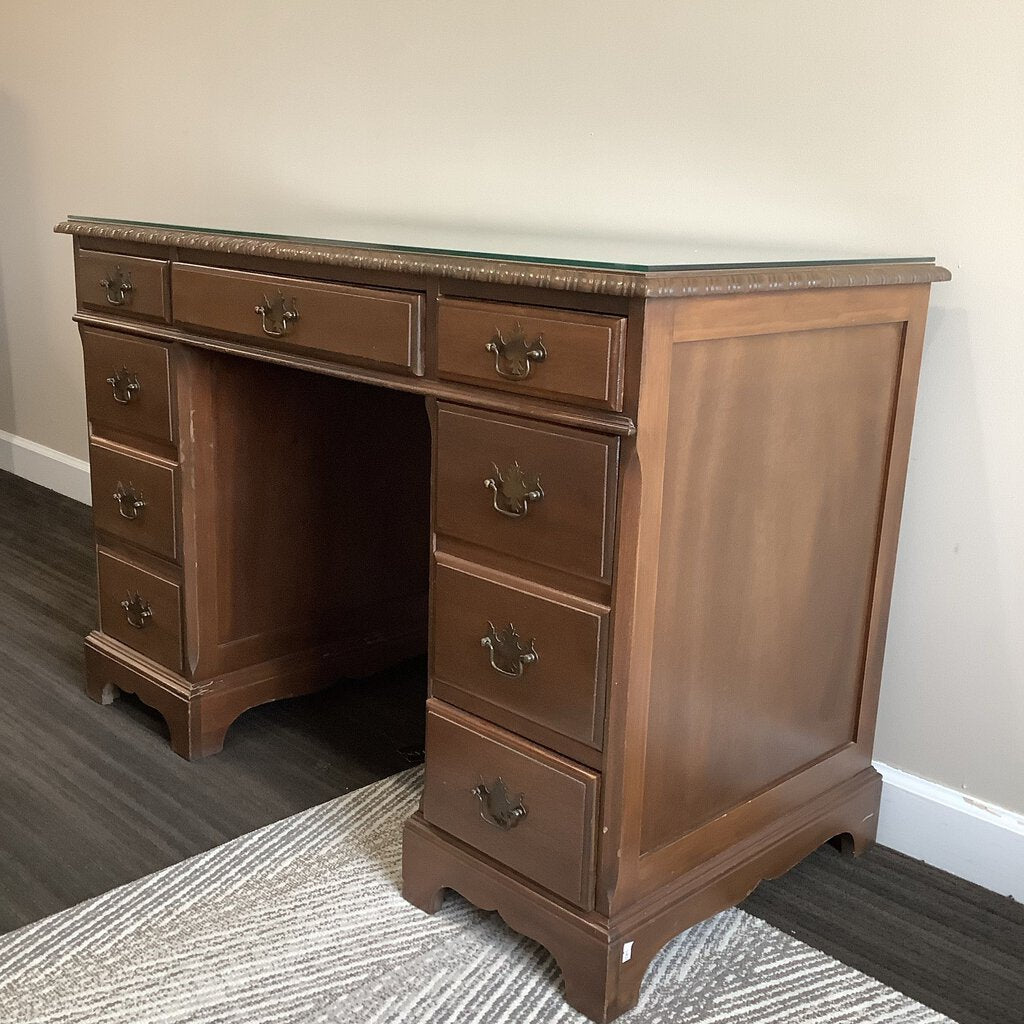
1,2,1021,812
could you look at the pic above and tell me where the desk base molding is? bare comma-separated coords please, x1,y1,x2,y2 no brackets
402,768,880,1024
84,626,425,760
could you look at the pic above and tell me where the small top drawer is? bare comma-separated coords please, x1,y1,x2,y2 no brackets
437,298,625,411
172,264,424,374
75,251,170,321
435,405,619,583
82,329,175,445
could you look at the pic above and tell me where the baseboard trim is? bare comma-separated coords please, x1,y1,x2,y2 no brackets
0,429,91,505
874,761,1024,899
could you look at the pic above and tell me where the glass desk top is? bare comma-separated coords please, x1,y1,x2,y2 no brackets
65,215,934,274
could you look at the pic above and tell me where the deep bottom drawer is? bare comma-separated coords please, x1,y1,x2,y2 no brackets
421,701,599,909
97,548,183,672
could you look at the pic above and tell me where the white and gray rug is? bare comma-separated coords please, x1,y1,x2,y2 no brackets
0,770,952,1023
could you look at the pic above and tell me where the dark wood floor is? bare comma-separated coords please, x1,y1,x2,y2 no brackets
1,467,1021,1024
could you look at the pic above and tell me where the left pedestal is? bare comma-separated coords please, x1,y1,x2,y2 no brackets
80,329,432,759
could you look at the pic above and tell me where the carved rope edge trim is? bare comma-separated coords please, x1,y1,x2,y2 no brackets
54,221,951,299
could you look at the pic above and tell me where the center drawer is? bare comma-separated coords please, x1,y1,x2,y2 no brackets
434,405,619,583
172,264,424,374
421,701,599,909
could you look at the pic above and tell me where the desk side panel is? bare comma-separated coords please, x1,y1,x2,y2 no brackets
601,284,933,913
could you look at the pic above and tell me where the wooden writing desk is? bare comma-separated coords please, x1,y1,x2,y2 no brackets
57,217,948,1021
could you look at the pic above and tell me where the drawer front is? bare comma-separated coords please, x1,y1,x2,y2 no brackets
172,264,424,373
437,298,625,410
82,329,175,445
435,405,618,583
432,561,607,748
421,702,599,909
75,251,170,321
89,442,177,562
97,549,183,672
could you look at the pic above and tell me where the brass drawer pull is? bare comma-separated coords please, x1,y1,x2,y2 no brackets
481,621,538,678
472,777,527,830
106,367,141,405
484,461,543,518
485,322,546,380
100,266,133,306
113,481,146,520
120,592,153,629
255,292,300,337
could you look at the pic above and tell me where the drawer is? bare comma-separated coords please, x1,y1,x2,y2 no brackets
75,251,170,321
82,329,175,445
435,405,618,583
432,560,608,749
97,549,183,672
172,264,424,373
421,702,599,909
437,298,625,411
89,441,177,562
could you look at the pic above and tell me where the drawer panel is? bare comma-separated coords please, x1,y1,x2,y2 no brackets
435,405,618,583
437,298,625,410
89,441,177,562
75,251,170,321
421,702,599,909
97,549,183,672
172,264,424,373
82,329,175,445
432,560,607,748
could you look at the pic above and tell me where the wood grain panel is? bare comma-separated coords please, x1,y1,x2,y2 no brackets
89,441,177,562
82,329,174,445
435,405,619,583
75,251,170,321
432,557,608,749
97,548,183,672
437,298,625,410
172,264,423,373
639,322,904,854
421,701,599,909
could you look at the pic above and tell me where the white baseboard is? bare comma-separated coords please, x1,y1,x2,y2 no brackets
0,429,91,505
874,761,1024,899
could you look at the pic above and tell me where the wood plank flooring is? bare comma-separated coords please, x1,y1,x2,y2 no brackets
0,467,1021,1024
0,468,427,931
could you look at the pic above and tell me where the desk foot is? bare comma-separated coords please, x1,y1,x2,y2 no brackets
84,627,425,760
86,676,120,706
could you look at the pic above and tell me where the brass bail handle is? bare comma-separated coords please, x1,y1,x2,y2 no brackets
472,778,527,830
485,322,546,381
106,367,141,404
120,592,152,629
113,482,146,521
480,621,538,678
255,292,300,337
100,265,133,306
484,461,543,518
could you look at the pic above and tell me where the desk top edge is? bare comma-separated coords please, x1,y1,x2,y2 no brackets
55,218,951,299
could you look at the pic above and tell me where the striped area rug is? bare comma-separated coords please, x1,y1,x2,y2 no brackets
0,770,952,1024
